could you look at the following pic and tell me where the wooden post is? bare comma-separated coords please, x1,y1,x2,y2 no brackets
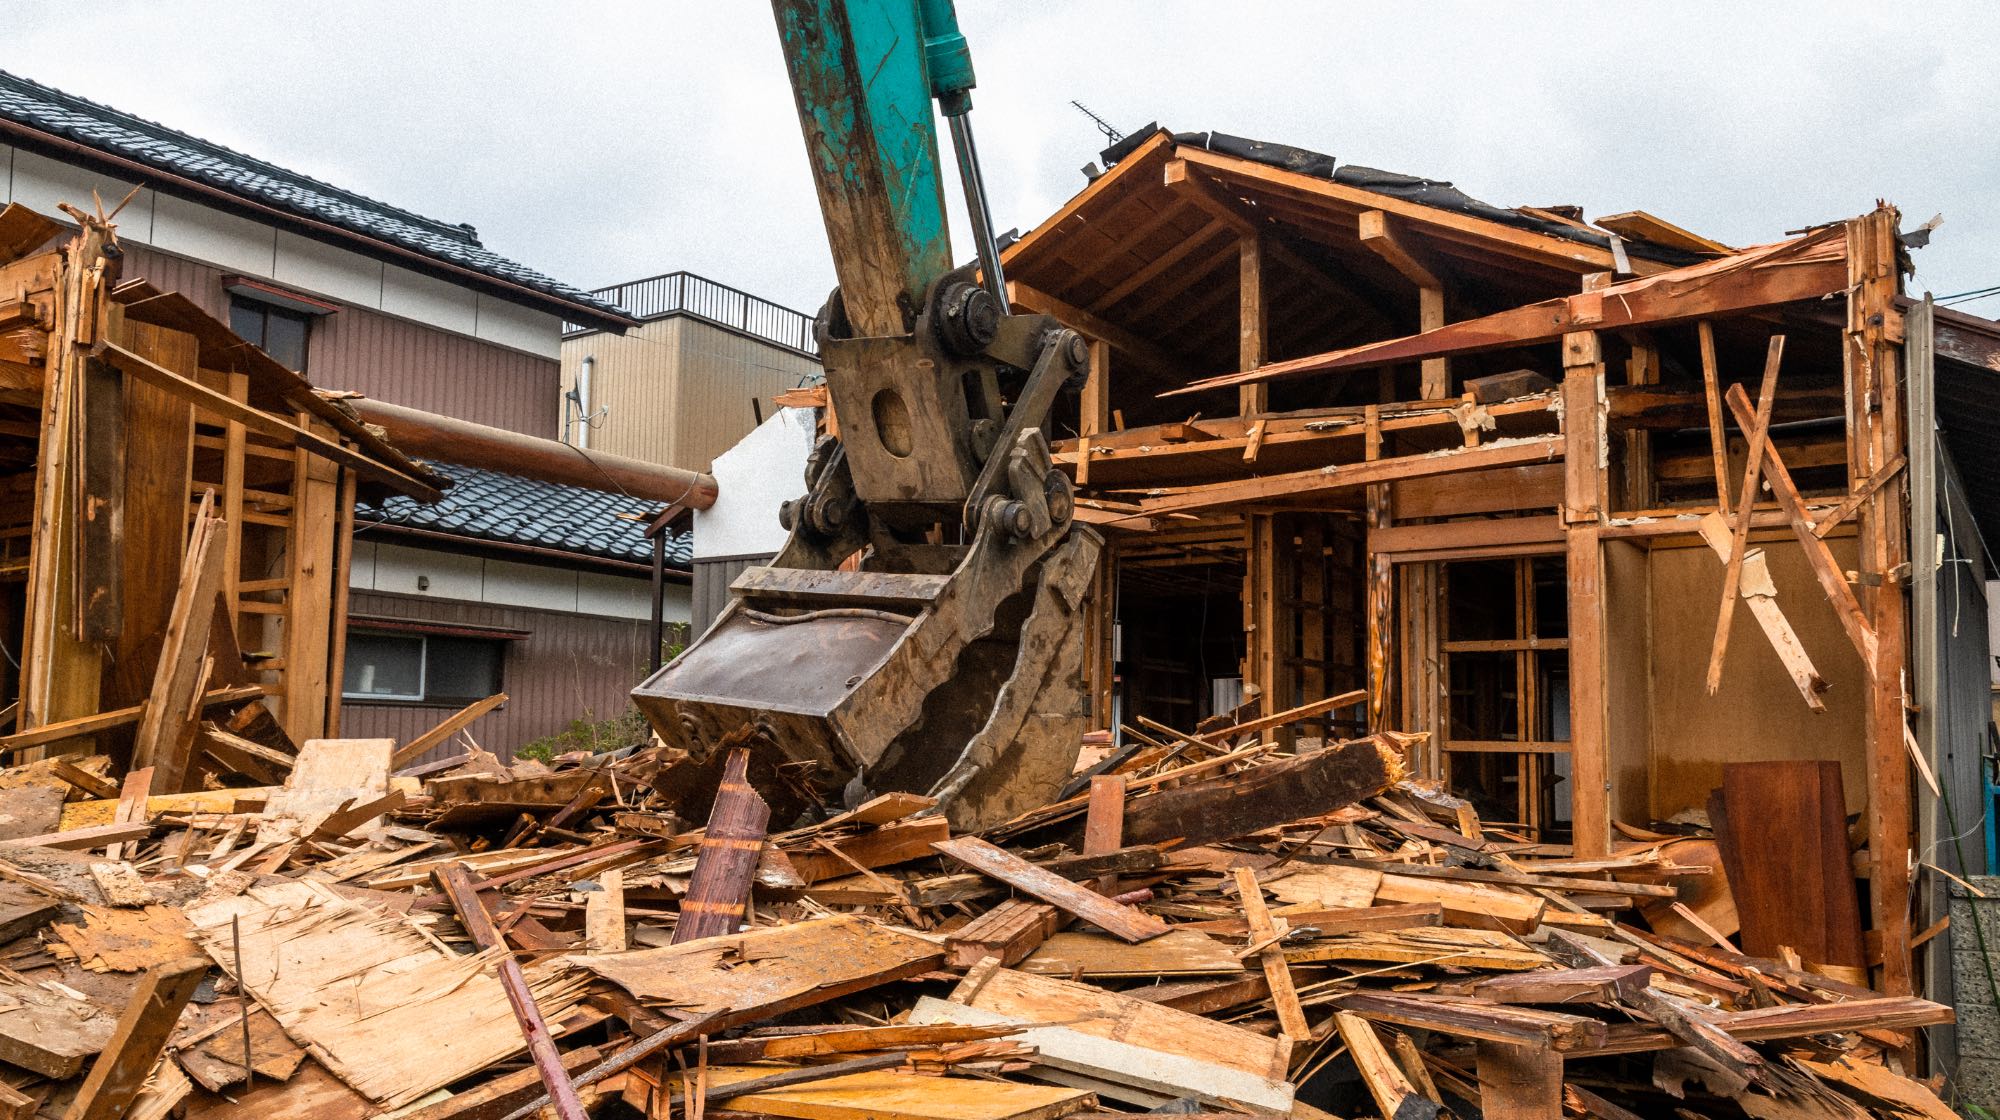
1243,514,1288,742
1238,234,1266,416
61,956,207,1120
1563,332,1611,857
1084,775,1126,895
1848,207,1913,996
1621,333,1659,511
282,414,341,745
1079,339,1110,488
1359,210,1448,400
325,469,356,737
1364,405,1394,732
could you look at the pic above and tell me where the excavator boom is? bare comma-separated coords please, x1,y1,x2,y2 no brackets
632,0,1101,831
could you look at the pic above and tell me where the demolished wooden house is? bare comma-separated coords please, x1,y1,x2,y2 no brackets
995,128,2000,1019
0,199,442,787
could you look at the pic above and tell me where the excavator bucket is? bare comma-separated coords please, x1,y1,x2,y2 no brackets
632,509,1100,832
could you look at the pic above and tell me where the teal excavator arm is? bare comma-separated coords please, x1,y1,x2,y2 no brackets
770,0,1006,334
632,0,1100,831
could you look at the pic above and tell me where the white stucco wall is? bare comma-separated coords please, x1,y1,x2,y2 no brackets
695,406,816,560
1,142,563,359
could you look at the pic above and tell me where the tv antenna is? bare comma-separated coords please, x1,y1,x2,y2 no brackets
1070,101,1124,144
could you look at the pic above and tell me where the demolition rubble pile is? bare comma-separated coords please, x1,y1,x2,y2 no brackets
0,694,1959,1120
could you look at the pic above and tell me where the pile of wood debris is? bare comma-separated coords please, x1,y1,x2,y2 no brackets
0,693,1960,1120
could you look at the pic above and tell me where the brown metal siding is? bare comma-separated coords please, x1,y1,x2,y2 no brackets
341,590,652,764
122,244,561,438
691,556,768,635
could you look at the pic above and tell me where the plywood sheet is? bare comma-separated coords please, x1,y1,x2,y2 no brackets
706,1065,1095,1120
184,879,588,1107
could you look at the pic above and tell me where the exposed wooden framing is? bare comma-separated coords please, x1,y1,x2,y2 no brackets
1563,332,1610,858
1358,210,1450,399
1093,219,1231,312
1244,514,1285,740
1237,233,1266,416
282,415,340,744
1696,513,1827,711
1169,145,1641,274
1140,435,1562,517
1369,517,1564,556
1169,226,1847,396
221,369,247,615
1724,386,1877,671
99,341,442,501
1848,207,1913,997
22,219,112,732
0,685,261,758
326,468,356,736
1078,340,1110,487
1006,282,1196,382
1363,406,1393,729
1706,336,1785,695
1696,321,1733,512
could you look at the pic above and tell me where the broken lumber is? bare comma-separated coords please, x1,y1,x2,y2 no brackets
932,836,1169,943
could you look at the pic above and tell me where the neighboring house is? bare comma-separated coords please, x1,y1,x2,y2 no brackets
689,407,817,632
560,272,823,472
346,462,692,759
0,68,704,754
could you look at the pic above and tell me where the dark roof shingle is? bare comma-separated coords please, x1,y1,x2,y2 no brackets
0,69,631,325
356,461,690,569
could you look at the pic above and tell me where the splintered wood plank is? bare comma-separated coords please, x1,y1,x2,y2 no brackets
1445,964,1654,1005
185,879,591,1108
1109,734,1405,848
62,954,208,1120
1375,873,1546,934
396,1045,603,1120
584,867,626,954
1083,774,1126,894
674,746,769,943
784,816,949,885
932,836,1168,943
1333,1013,1438,1120
1233,868,1308,1041
1706,335,1785,695
50,904,199,972
0,973,119,1077
1264,864,1381,910
1284,927,1547,971
1334,992,1607,1052
1020,929,1245,978
576,915,942,1023
130,497,226,795
948,963,1291,1086
704,1065,1094,1120
948,897,1063,969
1698,513,1830,708
389,693,507,768
1475,1039,1564,1120
256,738,392,844
2,821,153,850
0,880,60,942
911,991,1292,1113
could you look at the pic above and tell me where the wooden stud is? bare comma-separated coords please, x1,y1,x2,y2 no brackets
1333,1012,1437,1120
130,494,225,793
1078,339,1110,488
1234,868,1309,1042
1697,321,1733,513
1706,336,1785,695
1238,233,1267,416
1358,210,1450,399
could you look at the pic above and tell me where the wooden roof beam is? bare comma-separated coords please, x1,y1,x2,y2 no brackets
1172,145,1650,275
1007,281,1196,383
1358,210,1444,290
1165,226,1850,398
1092,218,1233,312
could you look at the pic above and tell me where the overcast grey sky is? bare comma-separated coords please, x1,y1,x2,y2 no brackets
6,2,1997,316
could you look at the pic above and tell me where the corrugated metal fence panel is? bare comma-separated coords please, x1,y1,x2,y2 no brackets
121,244,561,439
341,590,653,764
691,557,766,635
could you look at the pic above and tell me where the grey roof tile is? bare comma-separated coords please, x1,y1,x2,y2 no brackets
356,461,690,569
0,69,630,323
